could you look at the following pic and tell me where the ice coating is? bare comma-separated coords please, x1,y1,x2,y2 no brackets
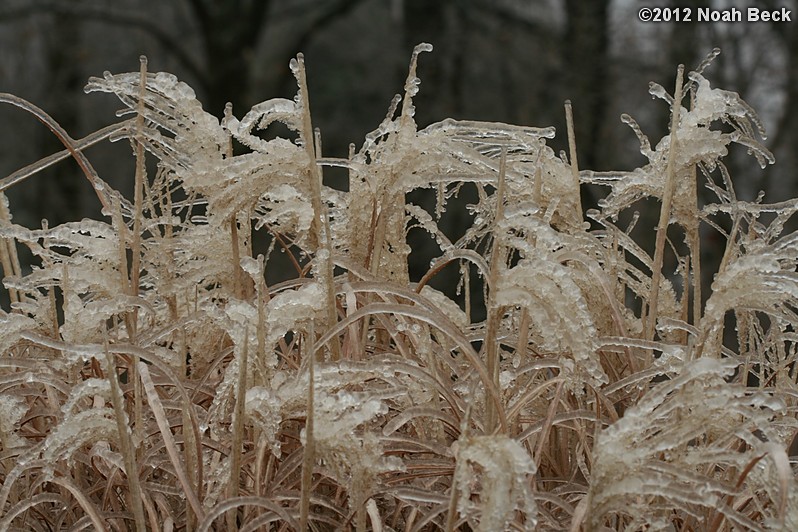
2,44,797,531
264,282,325,349
41,408,117,465
0,311,34,352
0,394,28,448
494,258,608,387
599,66,773,224
61,378,110,415
235,98,300,136
453,435,537,531
289,56,301,75
413,42,434,55
587,357,786,527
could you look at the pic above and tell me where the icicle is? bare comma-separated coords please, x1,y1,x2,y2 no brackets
648,81,674,105
399,43,433,134
693,47,721,77
621,113,651,156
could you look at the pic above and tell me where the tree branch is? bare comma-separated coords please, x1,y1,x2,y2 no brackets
0,1,207,91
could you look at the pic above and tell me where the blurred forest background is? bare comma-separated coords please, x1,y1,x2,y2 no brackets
0,0,796,305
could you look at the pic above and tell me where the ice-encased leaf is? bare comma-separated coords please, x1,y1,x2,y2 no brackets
245,385,283,456
60,293,148,345
225,98,302,152
200,297,269,430
167,223,236,291
683,72,766,139
245,361,401,458
0,311,35,353
42,407,117,466
61,378,110,416
419,285,468,329
453,434,537,531
0,394,28,448
600,71,772,222
703,234,798,335
207,140,311,219
264,282,326,349
252,182,314,247
588,357,787,528
85,70,227,191
311,387,403,508
494,257,608,387
0,220,121,270
314,388,387,442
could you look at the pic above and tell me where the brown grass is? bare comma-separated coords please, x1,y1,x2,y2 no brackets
0,45,796,531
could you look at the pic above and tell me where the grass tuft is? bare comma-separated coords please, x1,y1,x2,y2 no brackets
0,46,796,530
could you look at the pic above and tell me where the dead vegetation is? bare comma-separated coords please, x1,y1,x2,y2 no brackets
0,46,796,531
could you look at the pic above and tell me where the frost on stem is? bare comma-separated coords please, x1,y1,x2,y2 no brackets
453,435,537,531
588,357,789,529
493,257,607,388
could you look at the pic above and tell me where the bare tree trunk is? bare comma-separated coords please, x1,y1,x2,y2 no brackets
187,0,272,116
402,0,466,122
563,0,610,171
38,13,86,225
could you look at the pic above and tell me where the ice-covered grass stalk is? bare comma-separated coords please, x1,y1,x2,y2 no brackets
0,45,796,530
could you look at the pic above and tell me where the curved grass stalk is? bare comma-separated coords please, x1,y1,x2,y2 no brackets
505,377,566,424
555,250,635,369
0,492,64,530
374,357,467,426
415,249,492,294
103,338,146,532
517,410,602,443
645,65,685,342
47,475,108,531
311,301,508,433
0,121,129,193
382,406,461,437
0,456,48,514
198,496,301,532
533,379,565,467
137,362,205,521
0,93,116,213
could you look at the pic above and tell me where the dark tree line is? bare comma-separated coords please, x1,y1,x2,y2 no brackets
0,0,794,228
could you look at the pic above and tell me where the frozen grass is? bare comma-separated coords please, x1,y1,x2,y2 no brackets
0,45,797,530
